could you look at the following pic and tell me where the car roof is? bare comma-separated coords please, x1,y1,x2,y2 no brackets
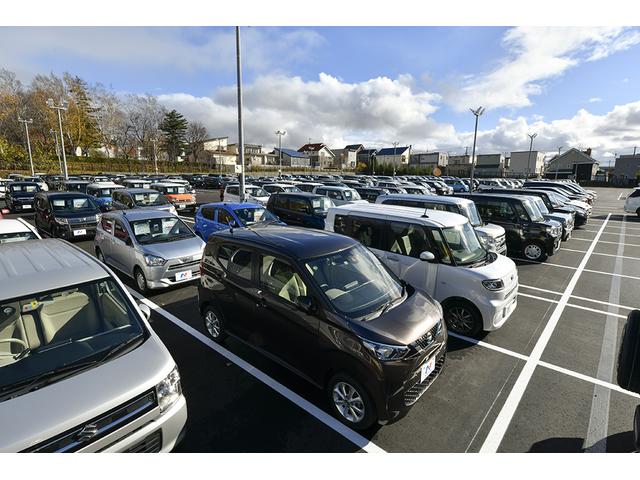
200,202,263,211
9,181,39,186
39,191,91,198
314,185,352,191
0,218,35,234
332,202,468,228
271,191,320,198
87,182,123,188
104,209,176,221
377,193,472,206
263,183,295,188
152,182,187,187
0,239,109,300
461,192,533,202
212,224,357,260
119,188,159,194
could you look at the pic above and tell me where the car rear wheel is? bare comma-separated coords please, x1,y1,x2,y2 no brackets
444,300,483,337
636,207,640,218
327,373,376,430
203,305,226,342
523,242,547,262
134,267,149,295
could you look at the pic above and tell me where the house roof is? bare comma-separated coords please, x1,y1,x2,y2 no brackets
274,148,308,159
377,146,410,156
298,143,326,152
358,148,378,156
344,144,364,151
548,147,598,165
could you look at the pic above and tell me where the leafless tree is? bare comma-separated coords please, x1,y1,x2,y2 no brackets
186,121,208,162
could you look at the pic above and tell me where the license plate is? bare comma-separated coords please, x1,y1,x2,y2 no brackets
178,204,186,209
176,270,192,281
73,229,86,236
23,204,32,209
420,355,437,382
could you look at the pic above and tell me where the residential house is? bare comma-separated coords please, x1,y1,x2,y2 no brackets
613,153,640,183
356,148,378,167
475,153,506,177
228,143,275,167
298,143,336,169
545,148,599,181
509,150,546,178
272,148,312,168
375,146,411,167
331,147,358,169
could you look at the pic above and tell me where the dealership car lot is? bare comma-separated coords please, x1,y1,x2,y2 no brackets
2,186,639,452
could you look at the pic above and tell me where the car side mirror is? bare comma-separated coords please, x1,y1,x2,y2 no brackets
138,303,151,321
296,295,313,313
229,220,237,228
617,309,640,394
125,237,133,247
419,251,436,262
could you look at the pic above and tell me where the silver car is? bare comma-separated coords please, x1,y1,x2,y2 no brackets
111,188,177,215
95,210,205,293
0,239,187,452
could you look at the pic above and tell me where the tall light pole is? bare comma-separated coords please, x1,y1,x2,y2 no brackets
275,129,286,177
526,132,538,179
47,99,69,179
371,151,376,176
50,128,62,174
18,116,34,176
469,106,485,189
392,141,399,176
235,26,246,202
554,146,563,180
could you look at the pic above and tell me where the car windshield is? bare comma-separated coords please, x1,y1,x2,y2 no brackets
0,278,145,401
0,231,38,243
98,188,118,197
440,223,487,265
234,207,278,226
311,197,334,213
132,192,169,206
343,190,361,201
551,191,571,203
523,200,545,222
51,197,97,212
247,187,269,197
66,183,87,192
461,203,482,227
304,244,403,318
130,217,194,244
282,186,301,193
10,184,38,193
164,185,187,194
532,197,550,215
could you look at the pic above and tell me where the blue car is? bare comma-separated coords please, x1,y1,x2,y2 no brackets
194,202,283,240
443,179,469,192
86,182,125,211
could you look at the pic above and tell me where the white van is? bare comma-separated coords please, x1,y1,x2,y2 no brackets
312,185,368,206
326,203,519,336
224,184,270,205
0,239,187,452
375,194,507,255
624,187,640,217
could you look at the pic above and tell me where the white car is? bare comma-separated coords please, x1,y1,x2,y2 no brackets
224,184,270,205
262,183,302,194
21,176,49,192
0,179,11,199
625,187,640,216
312,185,368,206
0,217,41,244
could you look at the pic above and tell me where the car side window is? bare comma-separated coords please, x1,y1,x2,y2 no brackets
216,244,252,280
227,186,239,195
114,220,129,241
629,189,640,198
430,228,453,265
218,209,234,225
316,188,326,195
389,221,430,258
333,214,349,234
260,255,308,305
274,195,288,209
201,207,215,221
101,217,114,235
348,216,385,250
289,197,310,214
125,195,135,208
327,190,342,200
512,202,529,221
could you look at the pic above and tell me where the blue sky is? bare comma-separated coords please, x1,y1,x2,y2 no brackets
1,26,639,161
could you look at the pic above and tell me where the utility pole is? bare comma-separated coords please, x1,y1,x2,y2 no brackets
50,128,62,174
392,141,398,176
526,132,538,179
235,26,246,202
18,116,35,176
469,107,485,190
554,146,563,180
275,129,286,177
152,138,158,174
47,99,69,179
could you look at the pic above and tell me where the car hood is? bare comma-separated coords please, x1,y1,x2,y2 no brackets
0,336,174,452
139,235,205,260
544,212,571,226
53,211,100,220
475,222,505,238
134,204,174,212
464,252,519,288
568,199,591,211
348,289,441,345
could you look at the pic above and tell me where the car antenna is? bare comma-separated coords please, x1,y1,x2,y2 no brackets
421,207,429,218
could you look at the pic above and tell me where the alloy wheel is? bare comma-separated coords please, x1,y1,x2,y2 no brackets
447,306,475,334
332,381,365,424
524,244,543,261
136,271,146,291
205,310,221,338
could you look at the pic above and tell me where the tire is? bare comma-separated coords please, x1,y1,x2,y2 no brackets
617,310,640,393
95,248,105,264
444,300,483,337
202,305,227,342
326,373,376,431
522,241,547,262
636,207,640,218
134,267,150,295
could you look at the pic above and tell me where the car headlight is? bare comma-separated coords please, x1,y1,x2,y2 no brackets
144,254,166,266
95,213,102,223
482,279,505,291
477,233,495,248
546,226,559,237
361,338,409,361
54,217,68,225
156,366,182,413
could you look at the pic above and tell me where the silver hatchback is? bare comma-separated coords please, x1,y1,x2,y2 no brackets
94,210,205,293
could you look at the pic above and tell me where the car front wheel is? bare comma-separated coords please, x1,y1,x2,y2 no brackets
134,267,149,294
444,300,483,337
523,242,547,262
327,373,376,431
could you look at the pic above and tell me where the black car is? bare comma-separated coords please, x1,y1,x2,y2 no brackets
198,225,446,429
457,193,562,262
354,186,391,203
61,180,90,194
33,192,101,240
266,192,334,229
5,182,40,213
523,181,592,204
202,176,229,190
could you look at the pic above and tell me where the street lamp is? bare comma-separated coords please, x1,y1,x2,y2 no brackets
235,26,246,202
469,106,485,189
554,146,563,180
392,141,399,176
526,132,538,179
50,128,62,174
18,116,34,176
47,98,69,179
275,129,286,177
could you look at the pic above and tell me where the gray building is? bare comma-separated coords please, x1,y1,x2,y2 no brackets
447,154,472,177
613,153,640,182
475,153,506,177
545,148,599,181
410,152,448,167
272,148,311,168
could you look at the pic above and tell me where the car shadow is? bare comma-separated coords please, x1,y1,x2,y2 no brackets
528,431,636,452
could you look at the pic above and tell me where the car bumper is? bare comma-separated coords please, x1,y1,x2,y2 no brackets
144,261,202,289
56,224,98,240
11,203,34,211
547,236,561,255
173,202,197,211
476,285,519,331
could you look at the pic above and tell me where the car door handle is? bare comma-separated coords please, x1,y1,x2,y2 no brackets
256,290,267,308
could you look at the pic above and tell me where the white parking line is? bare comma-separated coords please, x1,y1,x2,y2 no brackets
128,289,386,454
583,230,640,237
178,215,195,224
617,192,625,200
520,284,635,312
480,214,611,453
561,248,640,261
518,258,640,281
517,292,627,319
571,236,640,247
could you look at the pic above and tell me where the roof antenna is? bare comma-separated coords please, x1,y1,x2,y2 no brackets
421,206,429,218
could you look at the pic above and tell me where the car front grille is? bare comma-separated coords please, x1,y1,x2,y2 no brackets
22,390,157,453
167,260,200,271
124,430,162,453
404,353,446,406
411,320,442,352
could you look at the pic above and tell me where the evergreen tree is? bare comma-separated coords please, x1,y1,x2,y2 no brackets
64,73,101,155
159,109,188,162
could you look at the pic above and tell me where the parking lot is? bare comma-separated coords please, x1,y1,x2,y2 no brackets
3,186,639,452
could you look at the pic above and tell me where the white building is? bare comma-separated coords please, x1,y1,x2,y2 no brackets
509,150,546,178
375,146,411,167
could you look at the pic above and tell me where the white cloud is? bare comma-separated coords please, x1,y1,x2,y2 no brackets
444,27,640,111
158,73,458,150
588,97,602,103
